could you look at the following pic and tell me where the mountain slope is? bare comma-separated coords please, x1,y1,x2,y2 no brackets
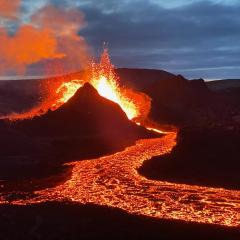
0,83,156,183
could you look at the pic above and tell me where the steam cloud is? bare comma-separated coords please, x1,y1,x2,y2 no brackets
0,0,90,75
0,0,20,19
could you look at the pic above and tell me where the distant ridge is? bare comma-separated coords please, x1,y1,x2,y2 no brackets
206,79,240,92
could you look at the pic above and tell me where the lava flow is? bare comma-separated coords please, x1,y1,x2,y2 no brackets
0,50,239,228
1,131,240,227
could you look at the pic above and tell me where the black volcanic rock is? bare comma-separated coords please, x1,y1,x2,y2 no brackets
140,127,240,190
0,83,156,183
1,69,240,128
116,68,177,91
117,68,240,127
116,68,214,126
207,79,240,92
0,79,41,115
9,82,150,139
0,202,239,240
143,75,211,125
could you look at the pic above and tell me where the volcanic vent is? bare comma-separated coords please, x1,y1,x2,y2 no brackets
11,82,153,138
0,82,156,176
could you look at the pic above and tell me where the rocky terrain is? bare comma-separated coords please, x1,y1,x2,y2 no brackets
0,82,155,191
0,69,240,239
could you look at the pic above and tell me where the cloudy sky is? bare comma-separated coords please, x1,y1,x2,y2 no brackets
2,0,240,79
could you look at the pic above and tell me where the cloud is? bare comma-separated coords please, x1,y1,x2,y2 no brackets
0,0,20,19
1,0,240,78
31,5,90,73
77,0,240,79
0,25,64,73
0,1,90,75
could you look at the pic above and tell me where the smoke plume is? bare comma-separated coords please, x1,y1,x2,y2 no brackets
0,0,20,19
0,0,90,75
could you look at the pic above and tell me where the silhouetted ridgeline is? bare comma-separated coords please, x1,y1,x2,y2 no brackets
1,69,240,129
117,68,240,128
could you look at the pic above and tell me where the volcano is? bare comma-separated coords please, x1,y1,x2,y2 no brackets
0,83,156,182
10,82,149,137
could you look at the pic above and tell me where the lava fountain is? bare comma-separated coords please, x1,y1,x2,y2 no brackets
2,48,150,123
89,48,150,120
53,48,151,121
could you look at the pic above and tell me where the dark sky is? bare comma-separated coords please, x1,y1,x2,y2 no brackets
3,0,240,79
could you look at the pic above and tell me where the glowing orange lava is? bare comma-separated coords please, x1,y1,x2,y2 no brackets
89,49,144,120
0,78,84,121
2,48,150,122
91,75,138,120
1,131,240,228
1,50,239,228
53,79,84,108
52,48,150,121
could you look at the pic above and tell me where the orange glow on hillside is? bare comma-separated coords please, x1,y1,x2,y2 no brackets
3,131,240,228
3,48,151,122
54,48,151,121
89,50,139,120
53,79,84,108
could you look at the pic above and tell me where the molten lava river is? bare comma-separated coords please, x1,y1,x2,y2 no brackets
1,50,239,228
1,131,240,227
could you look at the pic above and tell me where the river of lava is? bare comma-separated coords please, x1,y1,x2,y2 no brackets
1,131,240,227
1,50,239,227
